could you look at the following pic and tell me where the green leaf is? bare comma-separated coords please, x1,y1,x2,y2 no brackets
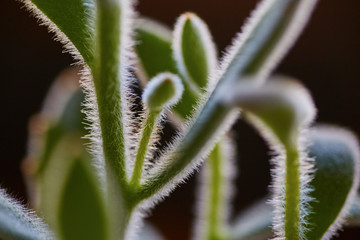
173,12,217,92
135,19,177,81
25,0,95,63
37,90,85,175
58,158,108,240
305,126,360,240
0,189,53,240
37,134,88,229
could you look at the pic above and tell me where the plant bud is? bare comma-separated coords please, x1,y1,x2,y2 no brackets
142,73,184,112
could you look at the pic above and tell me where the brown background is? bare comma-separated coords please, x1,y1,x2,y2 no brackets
1,0,360,239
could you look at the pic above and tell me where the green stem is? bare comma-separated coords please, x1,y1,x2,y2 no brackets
285,147,300,240
137,0,318,201
93,0,127,188
139,101,234,201
130,111,157,187
207,143,227,240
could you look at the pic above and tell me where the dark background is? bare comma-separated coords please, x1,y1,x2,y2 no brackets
1,0,360,239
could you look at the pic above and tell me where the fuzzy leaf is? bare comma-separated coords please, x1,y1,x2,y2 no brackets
305,127,360,240
58,157,108,240
0,189,53,240
173,12,217,91
24,0,95,63
225,77,316,148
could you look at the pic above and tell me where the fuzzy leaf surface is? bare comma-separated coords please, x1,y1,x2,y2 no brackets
305,127,360,240
0,189,52,240
28,0,95,63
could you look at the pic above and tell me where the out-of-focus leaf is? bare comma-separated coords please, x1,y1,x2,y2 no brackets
305,126,360,240
58,157,108,240
0,189,53,240
37,90,85,175
38,134,87,230
230,199,272,240
22,68,85,205
135,19,177,81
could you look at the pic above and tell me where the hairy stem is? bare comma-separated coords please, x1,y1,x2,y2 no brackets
285,147,300,240
207,143,227,239
139,101,234,200
93,0,127,188
130,111,157,188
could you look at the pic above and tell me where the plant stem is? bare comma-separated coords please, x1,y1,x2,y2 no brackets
130,111,157,188
207,143,227,240
139,101,235,200
93,0,127,187
285,147,300,240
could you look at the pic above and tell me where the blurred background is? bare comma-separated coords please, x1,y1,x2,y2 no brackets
1,0,359,239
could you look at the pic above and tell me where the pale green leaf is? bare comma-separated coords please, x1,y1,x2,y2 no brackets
0,189,53,240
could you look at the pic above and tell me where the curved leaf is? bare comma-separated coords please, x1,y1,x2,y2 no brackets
0,189,53,240
23,0,95,63
173,12,217,92
305,126,360,240
135,19,177,81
